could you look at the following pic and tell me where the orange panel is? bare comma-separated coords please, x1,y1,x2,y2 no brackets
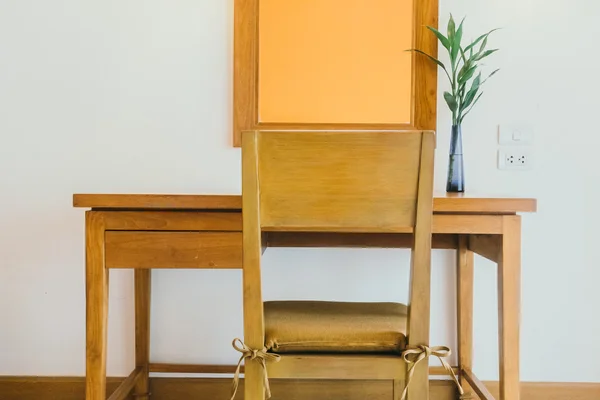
258,0,413,124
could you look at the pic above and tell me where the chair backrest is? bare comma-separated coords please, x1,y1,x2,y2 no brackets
242,130,435,233
241,130,436,377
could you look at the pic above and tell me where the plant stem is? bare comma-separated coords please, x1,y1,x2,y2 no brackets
451,64,458,126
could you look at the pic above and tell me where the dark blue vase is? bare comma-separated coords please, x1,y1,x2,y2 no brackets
446,125,465,192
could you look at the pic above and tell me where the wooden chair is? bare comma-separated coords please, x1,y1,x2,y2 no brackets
236,129,440,400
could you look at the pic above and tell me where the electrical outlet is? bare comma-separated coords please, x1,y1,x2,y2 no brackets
498,148,533,170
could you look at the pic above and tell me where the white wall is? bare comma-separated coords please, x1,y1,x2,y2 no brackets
0,0,598,383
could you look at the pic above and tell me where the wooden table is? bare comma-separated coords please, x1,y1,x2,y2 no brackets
73,193,536,400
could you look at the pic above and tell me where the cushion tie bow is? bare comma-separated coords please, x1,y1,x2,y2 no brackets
401,345,464,400
230,338,281,400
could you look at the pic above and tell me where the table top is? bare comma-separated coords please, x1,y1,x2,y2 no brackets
73,193,537,214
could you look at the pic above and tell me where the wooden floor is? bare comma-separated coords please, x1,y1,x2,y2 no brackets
0,377,599,400
0,378,456,400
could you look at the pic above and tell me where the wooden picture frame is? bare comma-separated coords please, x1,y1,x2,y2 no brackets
233,0,439,147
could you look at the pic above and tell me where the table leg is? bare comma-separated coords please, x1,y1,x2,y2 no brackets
85,211,108,400
498,216,521,400
134,269,152,399
457,235,474,397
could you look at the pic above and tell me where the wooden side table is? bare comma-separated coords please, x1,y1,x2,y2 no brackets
75,195,242,400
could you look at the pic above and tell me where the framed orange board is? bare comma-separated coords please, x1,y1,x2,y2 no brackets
233,0,438,146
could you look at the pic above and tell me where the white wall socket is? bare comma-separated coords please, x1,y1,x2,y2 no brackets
498,148,533,170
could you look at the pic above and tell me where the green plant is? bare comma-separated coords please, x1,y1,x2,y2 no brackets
410,15,500,126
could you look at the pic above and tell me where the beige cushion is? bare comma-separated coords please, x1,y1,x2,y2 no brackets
264,301,407,354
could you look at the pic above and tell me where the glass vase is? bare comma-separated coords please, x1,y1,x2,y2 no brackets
446,125,465,193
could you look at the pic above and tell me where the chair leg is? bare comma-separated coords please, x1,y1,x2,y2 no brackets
244,361,265,400
393,379,405,400
85,212,108,400
134,269,152,399
406,365,429,400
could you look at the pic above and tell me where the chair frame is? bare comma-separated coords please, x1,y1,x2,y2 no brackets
241,130,436,400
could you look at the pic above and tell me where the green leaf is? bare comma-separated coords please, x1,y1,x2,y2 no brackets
447,14,456,42
464,29,499,53
471,72,482,92
479,35,489,53
488,68,500,78
481,68,500,85
474,49,499,61
444,91,458,112
458,65,477,85
407,48,453,84
462,89,477,112
451,18,464,64
426,26,451,50
459,46,468,64
460,92,484,123
471,91,484,107
408,49,447,71
457,59,472,78
461,73,481,111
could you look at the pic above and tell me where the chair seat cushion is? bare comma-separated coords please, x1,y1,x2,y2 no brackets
264,301,408,354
